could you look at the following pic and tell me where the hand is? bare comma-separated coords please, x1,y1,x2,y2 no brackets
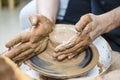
54,13,109,61
5,14,54,64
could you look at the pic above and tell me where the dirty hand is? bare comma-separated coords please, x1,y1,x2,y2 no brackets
5,14,54,64
54,13,110,61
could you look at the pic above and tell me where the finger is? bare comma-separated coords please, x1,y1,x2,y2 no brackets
55,34,81,52
21,31,31,42
55,34,88,53
68,54,75,60
29,14,39,26
67,53,75,59
29,14,47,24
55,39,89,57
5,32,30,48
75,13,92,32
29,14,50,26
56,53,73,61
81,22,93,35
68,47,84,59
56,47,84,61
30,38,44,50
12,49,34,63
57,54,68,61
5,42,31,58
5,34,22,48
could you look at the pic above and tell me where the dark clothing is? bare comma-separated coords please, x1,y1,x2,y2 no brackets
56,0,120,52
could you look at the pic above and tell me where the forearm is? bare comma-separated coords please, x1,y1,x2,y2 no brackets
98,7,120,33
37,0,59,23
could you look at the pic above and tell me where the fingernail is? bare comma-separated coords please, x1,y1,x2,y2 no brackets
68,55,74,59
57,55,67,61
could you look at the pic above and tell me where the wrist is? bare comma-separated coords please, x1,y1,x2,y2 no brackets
47,16,55,28
40,14,55,25
47,16,56,24
97,13,115,34
38,13,56,25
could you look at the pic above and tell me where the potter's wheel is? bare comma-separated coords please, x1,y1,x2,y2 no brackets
26,24,99,79
25,24,112,79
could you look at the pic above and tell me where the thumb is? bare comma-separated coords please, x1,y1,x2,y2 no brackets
29,14,39,26
75,13,93,32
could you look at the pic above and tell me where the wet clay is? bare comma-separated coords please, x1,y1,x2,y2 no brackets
97,61,104,74
27,24,99,79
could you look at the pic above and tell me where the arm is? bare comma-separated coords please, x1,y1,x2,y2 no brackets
97,7,120,33
37,0,59,23
75,6,120,41
5,0,60,64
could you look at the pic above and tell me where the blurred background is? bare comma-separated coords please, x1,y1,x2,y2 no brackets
0,0,31,52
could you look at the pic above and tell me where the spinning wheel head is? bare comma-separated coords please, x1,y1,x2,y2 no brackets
27,24,99,79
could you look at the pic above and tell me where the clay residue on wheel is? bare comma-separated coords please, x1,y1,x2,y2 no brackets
97,61,104,73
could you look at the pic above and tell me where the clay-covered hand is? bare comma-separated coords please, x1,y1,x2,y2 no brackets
54,13,109,61
5,14,54,64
